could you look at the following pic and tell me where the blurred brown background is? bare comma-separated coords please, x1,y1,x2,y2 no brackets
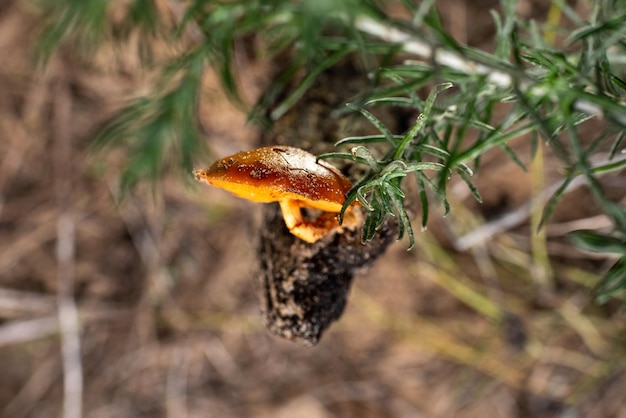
1,1,626,417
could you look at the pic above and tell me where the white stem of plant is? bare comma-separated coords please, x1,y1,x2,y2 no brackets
354,17,626,124
57,212,83,418
452,153,626,250
355,17,512,88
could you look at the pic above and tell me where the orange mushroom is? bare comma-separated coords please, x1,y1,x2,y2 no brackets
193,146,359,243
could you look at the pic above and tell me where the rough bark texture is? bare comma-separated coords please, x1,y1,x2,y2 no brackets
258,201,397,345
256,59,405,345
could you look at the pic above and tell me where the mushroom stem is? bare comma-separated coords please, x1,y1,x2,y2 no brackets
279,199,360,243
279,199,324,243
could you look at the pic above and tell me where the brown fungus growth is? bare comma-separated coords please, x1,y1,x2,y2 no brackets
194,146,360,243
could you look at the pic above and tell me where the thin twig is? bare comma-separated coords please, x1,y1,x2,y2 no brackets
354,16,626,125
452,153,626,250
53,71,83,418
453,175,586,251
0,316,59,346
0,288,56,316
544,214,613,236
355,17,512,88
56,212,82,418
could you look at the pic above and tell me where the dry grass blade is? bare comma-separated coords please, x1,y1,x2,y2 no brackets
453,175,587,251
0,288,56,317
0,316,59,346
52,71,83,418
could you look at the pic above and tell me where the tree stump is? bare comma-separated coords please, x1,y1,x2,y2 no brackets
256,60,405,345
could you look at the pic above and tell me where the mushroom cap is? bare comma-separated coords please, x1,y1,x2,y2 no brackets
194,146,352,212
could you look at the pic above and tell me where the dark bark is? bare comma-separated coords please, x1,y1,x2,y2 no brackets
255,59,407,345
